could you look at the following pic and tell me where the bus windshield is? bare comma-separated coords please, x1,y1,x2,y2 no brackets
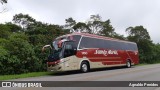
52,40,59,51
48,39,64,62
47,35,81,62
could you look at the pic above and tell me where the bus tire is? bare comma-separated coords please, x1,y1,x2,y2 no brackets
80,61,89,73
126,60,131,68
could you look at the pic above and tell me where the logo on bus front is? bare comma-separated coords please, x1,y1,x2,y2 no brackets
94,50,118,56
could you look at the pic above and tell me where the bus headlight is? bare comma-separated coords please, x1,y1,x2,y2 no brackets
60,59,64,63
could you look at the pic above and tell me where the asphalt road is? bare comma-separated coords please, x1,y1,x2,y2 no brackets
1,64,160,90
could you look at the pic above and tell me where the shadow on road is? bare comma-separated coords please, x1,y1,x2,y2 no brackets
48,66,136,76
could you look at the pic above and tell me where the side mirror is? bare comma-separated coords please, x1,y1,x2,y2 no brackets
42,45,52,53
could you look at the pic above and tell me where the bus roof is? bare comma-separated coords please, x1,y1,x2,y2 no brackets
56,32,136,44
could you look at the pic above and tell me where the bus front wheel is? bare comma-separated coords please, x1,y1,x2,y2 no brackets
80,62,89,73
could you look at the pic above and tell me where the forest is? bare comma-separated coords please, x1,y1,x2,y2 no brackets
0,0,160,75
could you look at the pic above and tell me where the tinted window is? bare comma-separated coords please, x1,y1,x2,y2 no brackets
63,41,77,58
67,35,81,48
79,37,98,49
79,36,138,50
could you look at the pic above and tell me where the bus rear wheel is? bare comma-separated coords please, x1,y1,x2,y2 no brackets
80,62,89,73
126,60,131,68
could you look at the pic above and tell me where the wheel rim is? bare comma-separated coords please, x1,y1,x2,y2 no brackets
127,61,131,67
82,64,88,72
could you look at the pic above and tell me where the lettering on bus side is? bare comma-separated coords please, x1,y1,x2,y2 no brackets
82,52,88,55
94,50,118,56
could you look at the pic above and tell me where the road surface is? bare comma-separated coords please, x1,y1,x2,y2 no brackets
1,64,160,90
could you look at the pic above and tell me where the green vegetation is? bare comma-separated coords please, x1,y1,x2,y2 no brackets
0,72,53,80
136,62,160,66
0,12,160,76
0,0,7,4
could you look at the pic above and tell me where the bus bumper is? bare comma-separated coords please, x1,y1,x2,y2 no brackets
47,64,63,72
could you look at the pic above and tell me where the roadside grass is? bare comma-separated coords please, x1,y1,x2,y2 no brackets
136,62,160,66
136,63,149,66
0,72,53,80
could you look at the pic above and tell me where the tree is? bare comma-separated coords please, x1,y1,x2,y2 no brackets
99,19,115,37
126,26,153,63
112,32,126,40
0,0,7,4
13,13,36,29
150,43,160,63
0,0,7,13
73,22,89,33
0,23,22,38
86,14,102,34
5,22,22,32
0,24,11,38
0,33,42,74
126,26,151,42
64,15,116,37
64,17,76,32
0,45,10,74
86,14,115,37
